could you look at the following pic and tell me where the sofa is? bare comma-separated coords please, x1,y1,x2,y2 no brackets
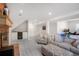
50,41,79,55
40,34,79,56
41,44,74,56
50,34,79,55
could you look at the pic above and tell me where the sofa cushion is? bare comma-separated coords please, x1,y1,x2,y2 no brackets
56,42,71,50
64,39,74,44
37,39,48,45
73,40,79,48
51,41,79,55
41,44,74,56
70,46,79,55
51,42,71,50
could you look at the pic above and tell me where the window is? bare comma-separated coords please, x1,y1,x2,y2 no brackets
76,24,79,31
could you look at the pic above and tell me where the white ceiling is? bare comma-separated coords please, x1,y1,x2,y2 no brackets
7,3,79,27
12,20,28,32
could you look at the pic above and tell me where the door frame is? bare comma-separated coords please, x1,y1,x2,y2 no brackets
17,32,23,39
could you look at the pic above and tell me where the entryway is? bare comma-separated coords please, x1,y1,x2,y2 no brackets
17,32,23,39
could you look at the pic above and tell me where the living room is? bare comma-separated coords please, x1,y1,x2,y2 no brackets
1,3,79,56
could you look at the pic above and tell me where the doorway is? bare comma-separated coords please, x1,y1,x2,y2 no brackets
17,32,23,39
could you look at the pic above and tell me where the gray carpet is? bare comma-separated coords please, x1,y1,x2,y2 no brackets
11,39,42,56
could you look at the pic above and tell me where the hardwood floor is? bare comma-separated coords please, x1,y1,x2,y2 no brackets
11,39,42,56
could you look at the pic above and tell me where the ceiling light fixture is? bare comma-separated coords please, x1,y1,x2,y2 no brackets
19,9,23,16
48,12,52,15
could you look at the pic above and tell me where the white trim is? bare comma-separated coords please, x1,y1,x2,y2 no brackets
50,11,79,21
64,18,79,22
34,11,79,25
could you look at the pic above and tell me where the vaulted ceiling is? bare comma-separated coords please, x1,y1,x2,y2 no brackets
7,3,79,28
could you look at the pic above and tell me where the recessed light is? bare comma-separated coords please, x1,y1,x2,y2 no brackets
48,12,52,15
19,9,23,16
